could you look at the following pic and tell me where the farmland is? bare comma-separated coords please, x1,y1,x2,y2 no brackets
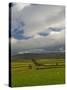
11,53,65,87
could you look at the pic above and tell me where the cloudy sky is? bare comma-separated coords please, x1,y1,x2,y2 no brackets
10,3,65,55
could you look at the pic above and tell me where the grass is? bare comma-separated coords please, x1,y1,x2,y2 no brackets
11,58,65,87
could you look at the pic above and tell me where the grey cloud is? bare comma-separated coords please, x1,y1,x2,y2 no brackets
11,3,65,55
38,26,64,37
38,32,49,37
48,27,65,32
13,4,65,36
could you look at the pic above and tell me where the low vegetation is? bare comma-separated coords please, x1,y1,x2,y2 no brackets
11,58,65,87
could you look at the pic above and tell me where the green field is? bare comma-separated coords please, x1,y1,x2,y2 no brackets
11,58,65,87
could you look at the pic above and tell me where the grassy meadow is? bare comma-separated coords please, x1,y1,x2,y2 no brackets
11,58,65,87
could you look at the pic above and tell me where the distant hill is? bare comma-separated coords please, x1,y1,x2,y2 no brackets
11,52,65,60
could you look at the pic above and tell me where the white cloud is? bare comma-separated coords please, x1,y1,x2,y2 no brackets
22,4,64,35
11,3,65,55
11,37,17,44
11,29,65,54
